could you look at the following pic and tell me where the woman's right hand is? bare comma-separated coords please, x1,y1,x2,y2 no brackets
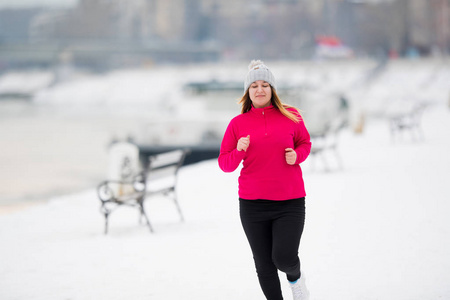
237,135,250,152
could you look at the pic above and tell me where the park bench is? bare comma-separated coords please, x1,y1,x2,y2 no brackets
308,116,346,172
387,101,426,142
96,142,189,234
298,91,349,172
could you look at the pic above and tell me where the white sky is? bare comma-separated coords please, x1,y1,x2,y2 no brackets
0,0,78,9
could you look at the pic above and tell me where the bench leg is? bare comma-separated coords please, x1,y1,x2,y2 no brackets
139,202,154,233
101,204,111,235
104,212,109,235
173,195,185,222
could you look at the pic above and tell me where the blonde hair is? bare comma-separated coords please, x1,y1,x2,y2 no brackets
238,86,302,123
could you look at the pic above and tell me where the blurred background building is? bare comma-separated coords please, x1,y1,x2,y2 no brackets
0,0,449,70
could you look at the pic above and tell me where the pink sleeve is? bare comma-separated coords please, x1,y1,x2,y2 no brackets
218,120,246,172
294,118,311,165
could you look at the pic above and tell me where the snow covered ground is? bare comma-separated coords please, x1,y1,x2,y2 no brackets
0,102,449,300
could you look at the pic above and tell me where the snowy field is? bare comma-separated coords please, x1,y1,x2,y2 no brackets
0,103,449,299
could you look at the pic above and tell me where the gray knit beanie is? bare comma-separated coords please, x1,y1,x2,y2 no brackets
244,60,276,92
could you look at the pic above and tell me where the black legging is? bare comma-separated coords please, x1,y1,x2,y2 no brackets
239,198,306,300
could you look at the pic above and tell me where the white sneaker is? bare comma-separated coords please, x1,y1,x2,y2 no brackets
289,273,310,300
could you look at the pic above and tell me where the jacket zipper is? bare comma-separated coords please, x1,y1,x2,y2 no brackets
262,111,268,136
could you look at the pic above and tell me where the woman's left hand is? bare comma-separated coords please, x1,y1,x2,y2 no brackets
285,148,297,165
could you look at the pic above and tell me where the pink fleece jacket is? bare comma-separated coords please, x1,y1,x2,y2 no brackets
218,105,311,200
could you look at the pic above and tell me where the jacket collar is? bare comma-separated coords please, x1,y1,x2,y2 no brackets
251,104,275,114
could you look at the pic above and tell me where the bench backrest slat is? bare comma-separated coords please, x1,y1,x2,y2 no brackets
149,150,186,170
145,149,188,193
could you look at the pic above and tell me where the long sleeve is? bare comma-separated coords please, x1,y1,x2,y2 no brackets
294,118,311,165
218,120,246,172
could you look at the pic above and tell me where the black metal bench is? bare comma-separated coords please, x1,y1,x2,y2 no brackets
97,148,189,234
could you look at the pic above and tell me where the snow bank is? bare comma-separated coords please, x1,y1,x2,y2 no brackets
0,71,54,96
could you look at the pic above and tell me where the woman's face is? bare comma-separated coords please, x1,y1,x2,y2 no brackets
249,80,272,108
